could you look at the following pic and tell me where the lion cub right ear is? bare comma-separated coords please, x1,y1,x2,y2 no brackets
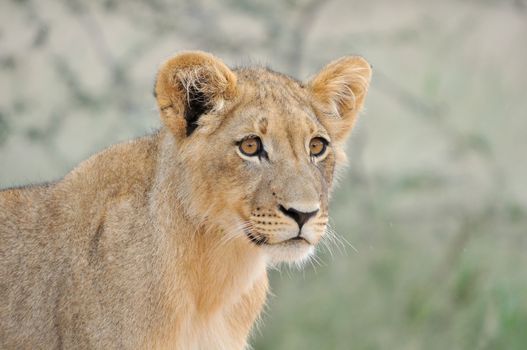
154,51,237,138
308,56,372,143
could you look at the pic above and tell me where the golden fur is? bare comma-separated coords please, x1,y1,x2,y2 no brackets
0,51,371,349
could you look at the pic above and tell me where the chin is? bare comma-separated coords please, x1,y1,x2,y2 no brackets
263,241,315,266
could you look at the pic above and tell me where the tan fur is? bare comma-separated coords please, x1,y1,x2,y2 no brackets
0,51,371,349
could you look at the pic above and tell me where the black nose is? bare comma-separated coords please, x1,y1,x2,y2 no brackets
278,205,319,229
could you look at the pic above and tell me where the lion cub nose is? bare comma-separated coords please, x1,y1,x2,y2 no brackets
278,205,319,229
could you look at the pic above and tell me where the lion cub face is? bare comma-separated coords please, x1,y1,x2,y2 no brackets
155,52,371,264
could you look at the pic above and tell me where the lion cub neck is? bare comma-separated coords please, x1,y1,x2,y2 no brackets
146,130,268,346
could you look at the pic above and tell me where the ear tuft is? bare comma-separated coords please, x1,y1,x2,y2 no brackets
155,51,237,137
308,56,372,141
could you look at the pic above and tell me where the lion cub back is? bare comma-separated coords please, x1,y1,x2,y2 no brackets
0,134,163,349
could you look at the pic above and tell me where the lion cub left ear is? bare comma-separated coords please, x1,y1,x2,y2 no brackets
308,56,372,142
155,51,237,138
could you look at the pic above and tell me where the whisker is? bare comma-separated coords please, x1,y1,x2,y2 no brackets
311,251,325,267
320,237,335,259
216,220,252,249
329,223,358,253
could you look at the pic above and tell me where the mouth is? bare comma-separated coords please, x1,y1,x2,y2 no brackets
244,229,310,246
285,236,310,244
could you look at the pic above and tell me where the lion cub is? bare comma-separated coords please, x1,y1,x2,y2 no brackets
0,51,371,349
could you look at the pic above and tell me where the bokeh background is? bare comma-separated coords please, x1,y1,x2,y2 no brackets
1,0,526,349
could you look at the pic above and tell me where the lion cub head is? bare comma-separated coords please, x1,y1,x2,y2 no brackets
154,51,371,264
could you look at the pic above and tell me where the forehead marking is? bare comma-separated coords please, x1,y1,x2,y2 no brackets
257,117,268,135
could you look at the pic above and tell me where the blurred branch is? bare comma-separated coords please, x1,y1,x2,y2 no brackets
0,111,9,146
51,56,100,108
285,0,330,76
78,10,118,77
375,67,505,198
67,0,129,87
375,70,445,119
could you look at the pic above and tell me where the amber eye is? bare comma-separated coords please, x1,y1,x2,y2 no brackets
239,136,262,156
309,137,328,157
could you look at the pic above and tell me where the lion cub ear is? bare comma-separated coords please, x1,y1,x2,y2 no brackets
308,56,372,142
154,51,237,138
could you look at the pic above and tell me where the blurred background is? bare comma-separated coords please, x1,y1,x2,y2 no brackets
1,0,526,349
